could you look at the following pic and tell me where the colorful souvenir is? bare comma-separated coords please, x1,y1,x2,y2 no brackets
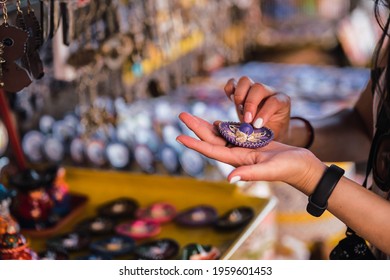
218,122,274,149
38,248,69,260
159,145,180,174
215,206,254,231
10,169,54,230
38,115,55,134
175,205,218,227
179,149,205,177
85,139,107,167
97,197,139,220
0,184,19,235
115,219,161,239
134,238,179,260
106,142,131,169
42,136,65,163
47,166,71,217
74,216,115,236
181,243,221,260
0,232,38,260
46,231,91,252
22,130,45,162
136,202,176,224
134,144,156,174
90,235,135,257
69,137,85,164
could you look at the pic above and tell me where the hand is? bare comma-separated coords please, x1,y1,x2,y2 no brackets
224,77,291,141
177,112,325,194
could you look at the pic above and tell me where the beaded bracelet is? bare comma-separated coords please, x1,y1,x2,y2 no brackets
291,116,314,149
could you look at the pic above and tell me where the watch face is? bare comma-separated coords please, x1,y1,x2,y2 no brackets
43,137,65,163
86,140,107,167
70,138,85,164
0,120,9,156
106,142,130,169
39,115,55,134
22,130,45,162
180,149,205,177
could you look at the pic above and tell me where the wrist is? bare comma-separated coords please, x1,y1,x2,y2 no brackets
306,164,345,217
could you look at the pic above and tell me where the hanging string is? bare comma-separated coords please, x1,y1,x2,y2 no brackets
1,0,8,24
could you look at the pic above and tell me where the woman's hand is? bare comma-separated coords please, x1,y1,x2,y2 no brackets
177,112,326,194
224,76,291,141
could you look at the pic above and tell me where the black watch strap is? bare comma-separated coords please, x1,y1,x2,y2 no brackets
307,164,345,217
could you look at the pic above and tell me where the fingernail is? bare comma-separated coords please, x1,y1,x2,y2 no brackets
229,93,234,102
176,138,183,145
244,112,252,123
253,118,263,128
229,176,241,184
233,80,237,88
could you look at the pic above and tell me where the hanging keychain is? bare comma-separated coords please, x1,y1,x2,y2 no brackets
23,0,44,79
0,0,31,92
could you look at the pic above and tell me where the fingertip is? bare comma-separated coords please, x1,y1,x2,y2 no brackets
176,135,184,145
229,175,241,184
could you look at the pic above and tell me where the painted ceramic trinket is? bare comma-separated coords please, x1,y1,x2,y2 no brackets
218,122,273,148
134,238,179,260
90,235,135,257
9,169,54,230
115,219,161,239
0,184,19,235
38,248,69,260
43,166,71,217
97,197,139,220
214,206,254,231
181,243,221,260
136,202,177,224
74,216,115,236
175,205,218,227
0,233,38,260
46,231,91,252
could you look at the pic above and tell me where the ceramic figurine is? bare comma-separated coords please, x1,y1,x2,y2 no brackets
134,238,179,260
90,235,135,257
136,202,176,224
182,243,221,260
215,206,255,231
0,232,38,260
48,166,71,217
9,169,54,230
115,219,161,239
175,205,218,227
0,184,19,235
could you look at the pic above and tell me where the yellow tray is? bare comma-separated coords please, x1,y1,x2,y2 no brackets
28,167,275,259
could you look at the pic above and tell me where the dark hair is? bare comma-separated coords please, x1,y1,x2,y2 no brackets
372,0,390,115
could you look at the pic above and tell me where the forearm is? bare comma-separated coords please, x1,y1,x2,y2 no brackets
287,108,371,162
327,176,390,255
296,155,390,255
